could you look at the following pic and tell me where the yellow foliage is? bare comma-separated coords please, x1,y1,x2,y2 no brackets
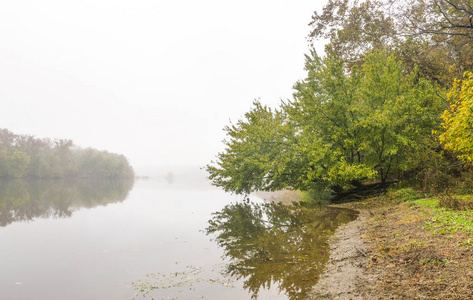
439,73,473,163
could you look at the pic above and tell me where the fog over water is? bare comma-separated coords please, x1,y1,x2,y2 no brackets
0,4,341,298
0,0,325,174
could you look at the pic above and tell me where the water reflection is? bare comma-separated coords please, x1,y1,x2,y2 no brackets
0,178,134,227
206,202,358,299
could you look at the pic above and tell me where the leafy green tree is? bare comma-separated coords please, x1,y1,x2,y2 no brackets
207,50,443,194
5,151,30,178
291,50,442,184
355,51,442,181
206,101,298,194
26,154,48,178
289,50,374,188
0,129,16,148
75,148,134,179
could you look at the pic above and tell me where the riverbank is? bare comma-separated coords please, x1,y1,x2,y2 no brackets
310,194,473,299
310,209,378,299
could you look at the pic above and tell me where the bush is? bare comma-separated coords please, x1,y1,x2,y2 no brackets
387,187,422,202
438,195,473,210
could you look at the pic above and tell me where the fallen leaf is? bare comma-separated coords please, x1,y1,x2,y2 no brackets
443,251,451,257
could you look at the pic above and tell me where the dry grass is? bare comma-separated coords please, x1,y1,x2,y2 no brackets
366,198,473,299
336,194,473,299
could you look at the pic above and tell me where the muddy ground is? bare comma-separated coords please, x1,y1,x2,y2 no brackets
310,209,379,299
310,198,473,299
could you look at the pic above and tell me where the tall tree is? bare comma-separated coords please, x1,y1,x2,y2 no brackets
292,50,442,185
309,0,473,86
309,0,398,64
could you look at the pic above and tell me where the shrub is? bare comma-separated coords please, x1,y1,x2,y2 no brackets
387,187,422,202
438,195,473,210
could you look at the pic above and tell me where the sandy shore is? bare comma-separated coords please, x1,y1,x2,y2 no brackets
309,209,379,299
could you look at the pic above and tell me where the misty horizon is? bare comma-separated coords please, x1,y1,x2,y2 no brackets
0,1,326,176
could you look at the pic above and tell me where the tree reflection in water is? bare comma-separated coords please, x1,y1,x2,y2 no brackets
0,178,134,227
206,201,358,299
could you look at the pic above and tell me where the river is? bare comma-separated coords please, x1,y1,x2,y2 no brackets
0,169,357,299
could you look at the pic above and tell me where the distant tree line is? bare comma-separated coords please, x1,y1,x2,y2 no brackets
0,129,134,179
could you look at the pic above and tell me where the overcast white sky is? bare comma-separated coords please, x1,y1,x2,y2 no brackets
0,0,326,175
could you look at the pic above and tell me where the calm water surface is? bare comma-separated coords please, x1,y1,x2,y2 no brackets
0,170,357,300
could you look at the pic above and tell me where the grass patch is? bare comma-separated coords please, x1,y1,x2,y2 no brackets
413,198,473,237
386,187,423,202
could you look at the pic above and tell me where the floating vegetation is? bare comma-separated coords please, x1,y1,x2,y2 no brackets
132,264,236,299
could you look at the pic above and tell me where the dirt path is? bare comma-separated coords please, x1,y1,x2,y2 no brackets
309,209,379,299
